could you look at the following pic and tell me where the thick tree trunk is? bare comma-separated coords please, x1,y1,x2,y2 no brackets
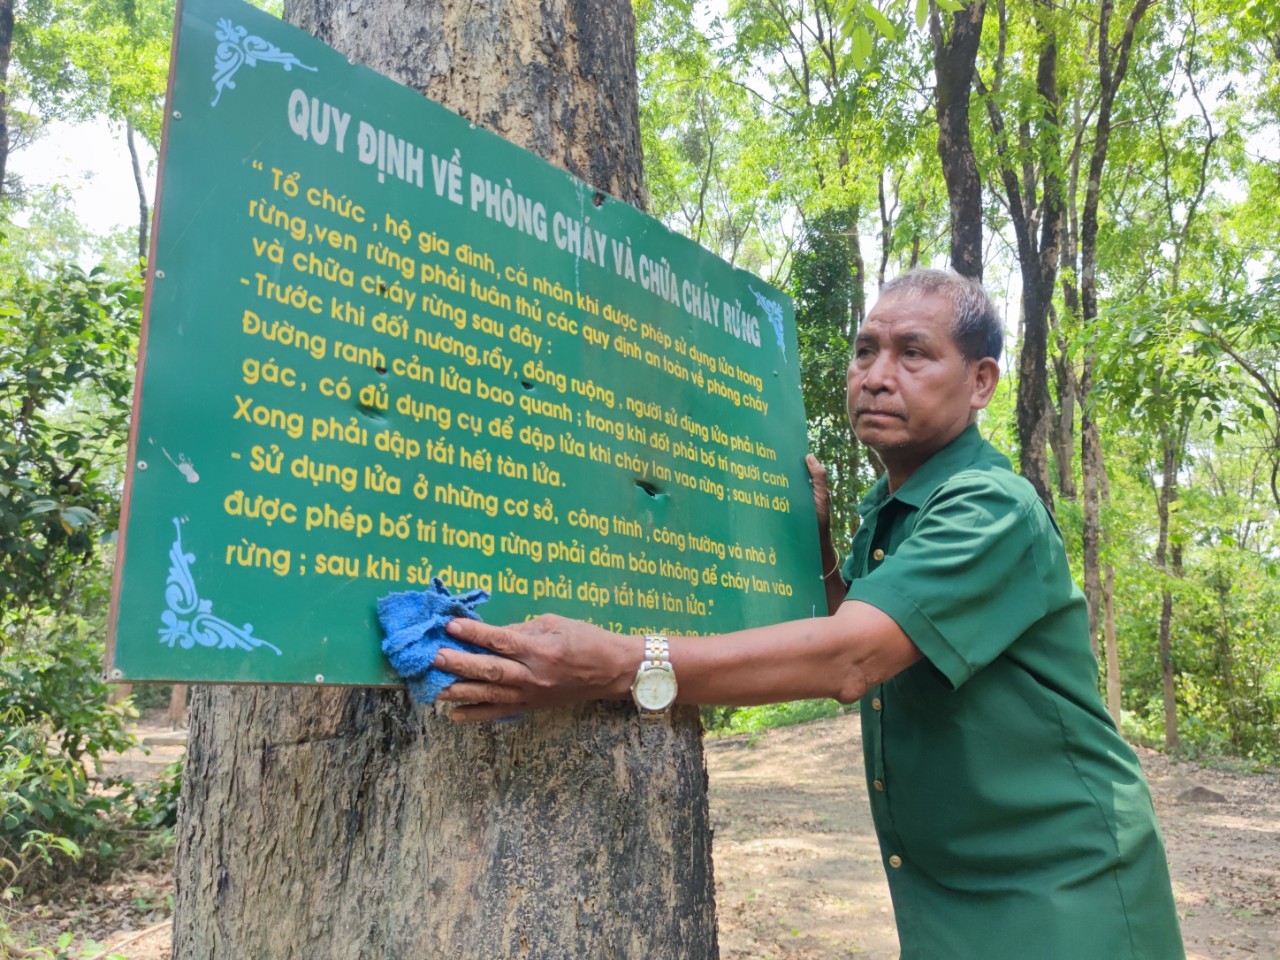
929,0,985,281
172,3,715,957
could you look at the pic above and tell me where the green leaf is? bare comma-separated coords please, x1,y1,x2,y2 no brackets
865,4,897,40
851,24,873,68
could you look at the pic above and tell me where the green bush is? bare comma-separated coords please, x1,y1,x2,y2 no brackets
703,699,855,736
0,596,143,893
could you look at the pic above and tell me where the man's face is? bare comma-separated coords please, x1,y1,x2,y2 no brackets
846,290,995,483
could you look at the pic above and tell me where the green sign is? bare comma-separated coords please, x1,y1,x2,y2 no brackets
107,0,824,685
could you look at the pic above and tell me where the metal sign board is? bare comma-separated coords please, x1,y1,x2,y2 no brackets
107,0,824,685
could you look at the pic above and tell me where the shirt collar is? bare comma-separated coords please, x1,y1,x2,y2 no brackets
857,423,999,515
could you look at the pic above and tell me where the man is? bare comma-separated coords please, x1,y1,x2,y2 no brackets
435,269,1185,959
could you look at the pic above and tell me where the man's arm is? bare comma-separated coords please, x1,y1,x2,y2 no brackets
435,600,922,723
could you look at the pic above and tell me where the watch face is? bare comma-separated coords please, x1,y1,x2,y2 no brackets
633,667,677,711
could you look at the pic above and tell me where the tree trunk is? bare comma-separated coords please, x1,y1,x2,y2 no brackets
1075,0,1151,731
929,0,986,281
1156,435,1180,753
980,0,1063,513
1103,553,1122,727
167,683,187,729
1080,397,1103,658
172,3,715,957
847,205,866,328
0,0,13,198
127,121,149,262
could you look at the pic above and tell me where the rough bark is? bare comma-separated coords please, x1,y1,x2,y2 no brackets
286,0,644,207
0,0,13,198
173,3,715,957
929,0,985,281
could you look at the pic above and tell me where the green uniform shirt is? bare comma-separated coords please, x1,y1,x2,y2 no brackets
841,424,1184,960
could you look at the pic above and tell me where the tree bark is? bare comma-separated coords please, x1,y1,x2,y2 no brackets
172,3,716,957
0,0,13,198
127,121,149,263
979,0,1064,513
167,683,187,729
1156,434,1180,753
929,0,985,281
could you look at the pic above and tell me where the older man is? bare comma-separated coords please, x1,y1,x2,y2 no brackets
436,269,1185,959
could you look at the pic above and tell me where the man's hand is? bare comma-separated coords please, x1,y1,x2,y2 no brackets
807,453,833,537
807,453,847,615
434,615,636,722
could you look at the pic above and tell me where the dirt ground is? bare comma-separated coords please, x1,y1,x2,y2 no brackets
707,712,1280,960
10,712,1278,959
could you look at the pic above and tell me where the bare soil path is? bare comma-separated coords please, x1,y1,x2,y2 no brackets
12,712,1277,958
706,712,1280,960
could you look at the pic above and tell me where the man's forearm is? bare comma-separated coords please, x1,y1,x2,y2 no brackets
610,601,921,708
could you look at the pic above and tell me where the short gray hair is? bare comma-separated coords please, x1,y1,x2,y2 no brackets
881,268,1003,363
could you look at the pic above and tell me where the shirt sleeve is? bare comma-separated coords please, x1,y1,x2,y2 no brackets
846,471,1060,689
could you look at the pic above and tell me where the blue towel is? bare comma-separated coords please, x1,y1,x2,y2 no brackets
377,578,492,704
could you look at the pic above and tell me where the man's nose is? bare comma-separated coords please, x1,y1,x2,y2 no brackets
861,353,894,391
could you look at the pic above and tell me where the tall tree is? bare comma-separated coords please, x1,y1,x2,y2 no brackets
929,0,986,279
976,0,1067,511
0,0,12,197
172,3,717,956
1063,0,1154,723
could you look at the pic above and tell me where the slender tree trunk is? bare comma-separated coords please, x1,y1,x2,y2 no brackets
847,205,865,328
173,4,715,957
929,0,986,280
1049,342,1076,500
980,0,1063,513
1103,551,1122,727
0,0,13,198
1080,394,1104,658
1156,434,1180,753
1076,0,1151,729
167,683,187,728
127,122,149,262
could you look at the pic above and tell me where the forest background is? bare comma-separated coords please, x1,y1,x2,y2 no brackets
0,0,1277,939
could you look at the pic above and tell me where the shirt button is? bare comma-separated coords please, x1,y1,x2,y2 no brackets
889,855,903,869
873,779,885,792
872,697,882,711
872,549,885,560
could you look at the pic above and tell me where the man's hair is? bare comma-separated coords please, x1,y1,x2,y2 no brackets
880,268,1003,363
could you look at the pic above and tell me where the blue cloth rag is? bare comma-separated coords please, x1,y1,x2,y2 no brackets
377,578,492,704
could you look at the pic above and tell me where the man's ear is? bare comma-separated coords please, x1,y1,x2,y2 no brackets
970,357,1000,411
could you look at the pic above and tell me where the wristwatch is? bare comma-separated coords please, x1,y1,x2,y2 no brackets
631,634,677,719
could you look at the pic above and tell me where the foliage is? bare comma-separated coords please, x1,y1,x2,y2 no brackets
0,564,146,891
0,260,141,613
702,698,856,737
